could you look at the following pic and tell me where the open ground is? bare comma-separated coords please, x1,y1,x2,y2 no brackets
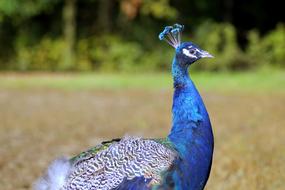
0,72,284,190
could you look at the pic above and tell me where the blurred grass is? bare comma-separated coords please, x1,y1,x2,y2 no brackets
0,69,284,93
0,71,284,189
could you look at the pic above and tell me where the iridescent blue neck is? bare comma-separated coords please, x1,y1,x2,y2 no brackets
167,57,214,190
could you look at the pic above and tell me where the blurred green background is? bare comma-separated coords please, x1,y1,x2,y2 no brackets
0,1,285,190
0,0,284,72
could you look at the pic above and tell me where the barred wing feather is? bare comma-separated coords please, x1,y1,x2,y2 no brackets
62,137,176,190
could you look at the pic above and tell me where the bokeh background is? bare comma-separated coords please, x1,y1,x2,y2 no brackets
0,0,284,189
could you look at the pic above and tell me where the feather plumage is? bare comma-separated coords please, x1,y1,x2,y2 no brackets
60,137,176,190
34,158,71,190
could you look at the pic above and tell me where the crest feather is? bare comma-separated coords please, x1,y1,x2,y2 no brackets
159,24,184,48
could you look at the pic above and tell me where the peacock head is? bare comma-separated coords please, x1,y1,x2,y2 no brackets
159,24,213,66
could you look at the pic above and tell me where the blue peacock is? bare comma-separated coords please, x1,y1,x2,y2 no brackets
34,24,214,190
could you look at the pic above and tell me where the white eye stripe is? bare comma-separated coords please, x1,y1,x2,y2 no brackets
182,48,197,58
195,49,203,54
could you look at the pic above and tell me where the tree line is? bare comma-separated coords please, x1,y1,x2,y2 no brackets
0,0,284,71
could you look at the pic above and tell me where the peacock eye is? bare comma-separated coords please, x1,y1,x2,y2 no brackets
190,49,196,54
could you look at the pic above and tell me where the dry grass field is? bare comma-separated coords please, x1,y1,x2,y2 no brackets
0,72,284,190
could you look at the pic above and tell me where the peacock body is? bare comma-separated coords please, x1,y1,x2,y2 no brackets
35,24,214,190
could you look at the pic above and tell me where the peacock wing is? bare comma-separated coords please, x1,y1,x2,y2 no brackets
63,137,177,190
70,138,121,164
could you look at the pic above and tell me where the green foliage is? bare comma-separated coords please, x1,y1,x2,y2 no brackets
194,21,247,71
89,35,144,72
247,24,285,68
77,35,173,72
7,21,285,72
139,47,173,71
8,22,285,72
15,38,65,71
193,22,285,71
0,0,284,72
0,0,58,20
141,0,177,20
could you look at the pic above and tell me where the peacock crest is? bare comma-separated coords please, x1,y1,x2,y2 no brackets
159,23,184,49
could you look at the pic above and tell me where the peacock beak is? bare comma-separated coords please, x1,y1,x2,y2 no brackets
200,50,214,58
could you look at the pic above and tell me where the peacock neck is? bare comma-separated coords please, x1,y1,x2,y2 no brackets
171,57,189,88
167,57,214,190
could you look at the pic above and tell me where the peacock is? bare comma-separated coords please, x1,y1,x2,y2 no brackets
34,24,214,190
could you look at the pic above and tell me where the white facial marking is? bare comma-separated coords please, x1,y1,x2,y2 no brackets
196,49,203,54
182,48,197,58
